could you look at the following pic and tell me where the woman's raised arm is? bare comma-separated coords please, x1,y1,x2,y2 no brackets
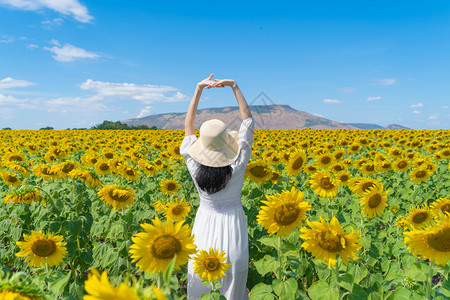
212,79,252,120
184,74,221,136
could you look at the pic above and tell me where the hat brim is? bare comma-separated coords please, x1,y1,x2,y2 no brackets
187,131,240,167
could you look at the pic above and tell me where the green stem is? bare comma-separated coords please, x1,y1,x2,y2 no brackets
334,257,340,298
426,260,434,300
157,272,162,289
278,236,283,280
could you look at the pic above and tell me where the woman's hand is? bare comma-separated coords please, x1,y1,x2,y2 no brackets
210,79,236,88
197,73,224,89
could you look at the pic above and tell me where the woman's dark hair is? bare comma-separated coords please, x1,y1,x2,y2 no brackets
195,164,233,195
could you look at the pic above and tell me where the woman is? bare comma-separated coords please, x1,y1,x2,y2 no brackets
180,74,255,300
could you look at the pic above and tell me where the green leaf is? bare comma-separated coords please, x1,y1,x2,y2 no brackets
254,255,278,276
348,284,369,300
338,273,353,291
386,287,411,300
249,283,274,300
436,278,450,298
272,278,297,298
258,236,278,249
200,294,212,300
163,255,177,285
49,272,71,297
307,280,339,300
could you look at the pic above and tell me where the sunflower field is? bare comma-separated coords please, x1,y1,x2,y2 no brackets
0,128,449,300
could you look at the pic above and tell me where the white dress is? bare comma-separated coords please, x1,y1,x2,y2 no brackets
180,117,255,300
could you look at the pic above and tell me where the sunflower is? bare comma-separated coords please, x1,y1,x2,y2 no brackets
140,161,160,176
360,162,378,176
16,230,67,267
304,163,319,174
2,152,27,164
316,152,334,169
192,247,231,283
300,216,362,268
153,200,168,212
404,213,450,266
332,148,346,160
406,205,435,229
309,170,338,198
348,144,361,154
257,186,311,236
84,268,141,300
335,170,352,186
3,187,40,205
32,164,58,180
68,170,102,187
245,160,272,183
393,158,410,172
409,166,432,183
377,160,393,172
360,186,388,219
0,170,21,187
160,178,181,196
5,162,30,177
330,163,345,174
395,217,408,230
94,159,113,175
349,177,382,197
97,185,136,211
430,198,450,216
270,171,281,183
119,164,141,181
284,149,306,176
51,160,77,178
129,217,197,273
164,198,191,222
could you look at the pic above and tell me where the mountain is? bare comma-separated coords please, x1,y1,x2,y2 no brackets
122,105,409,130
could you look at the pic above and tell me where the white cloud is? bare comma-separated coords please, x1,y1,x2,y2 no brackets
313,113,323,117
0,34,14,43
45,96,108,112
0,77,36,89
41,17,64,29
26,43,39,49
0,0,93,23
44,42,100,62
428,115,438,120
0,93,39,109
373,78,397,85
410,103,424,108
412,110,421,114
367,96,382,101
323,99,342,104
442,105,448,109
80,79,187,104
137,106,154,118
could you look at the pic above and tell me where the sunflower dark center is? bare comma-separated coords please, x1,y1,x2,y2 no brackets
398,161,407,168
107,189,130,202
440,203,450,214
104,153,114,159
10,155,24,162
321,157,331,164
335,153,344,159
412,212,428,224
167,183,177,191
151,235,181,259
250,166,268,178
171,205,184,215
339,175,349,182
126,169,135,176
365,165,375,171
99,164,109,171
32,239,56,257
292,157,304,170
334,165,344,172
368,194,382,208
320,177,334,190
274,203,300,226
61,164,75,173
426,227,450,251
415,170,427,178
319,231,343,252
361,182,375,193
6,175,18,182
205,257,220,271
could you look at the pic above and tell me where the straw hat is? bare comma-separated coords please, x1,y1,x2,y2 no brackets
187,119,240,167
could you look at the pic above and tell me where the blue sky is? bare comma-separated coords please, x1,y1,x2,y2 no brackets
0,0,449,130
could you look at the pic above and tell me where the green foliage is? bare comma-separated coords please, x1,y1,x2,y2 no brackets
90,120,157,130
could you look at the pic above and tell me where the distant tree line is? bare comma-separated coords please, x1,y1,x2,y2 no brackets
90,120,157,130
